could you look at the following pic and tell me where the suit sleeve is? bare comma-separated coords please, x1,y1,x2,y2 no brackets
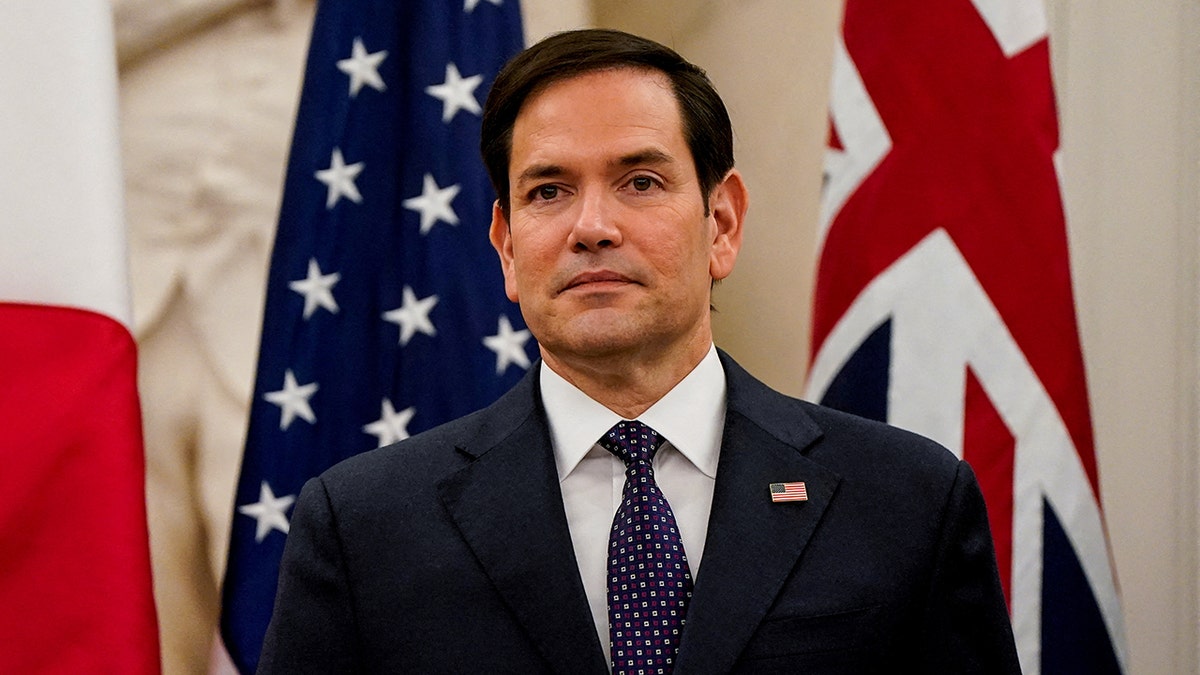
919,460,1022,674
257,477,360,673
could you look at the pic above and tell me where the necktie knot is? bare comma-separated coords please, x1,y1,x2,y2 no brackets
599,420,664,466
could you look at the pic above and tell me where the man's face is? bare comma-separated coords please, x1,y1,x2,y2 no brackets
490,67,744,369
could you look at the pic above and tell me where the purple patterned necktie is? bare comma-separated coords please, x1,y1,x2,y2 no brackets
600,420,693,674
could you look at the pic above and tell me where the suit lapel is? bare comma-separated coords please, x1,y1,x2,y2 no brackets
674,353,842,673
436,368,608,675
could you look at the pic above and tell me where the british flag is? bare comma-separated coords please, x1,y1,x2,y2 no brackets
807,1,1127,673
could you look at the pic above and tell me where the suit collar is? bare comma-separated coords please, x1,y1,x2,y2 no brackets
717,348,825,451
436,363,609,675
674,351,841,673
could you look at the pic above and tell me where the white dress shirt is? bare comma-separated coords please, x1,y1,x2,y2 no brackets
540,345,726,663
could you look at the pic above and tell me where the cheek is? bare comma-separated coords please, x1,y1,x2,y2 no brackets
509,215,565,261
508,238,556,298
656,227,714,278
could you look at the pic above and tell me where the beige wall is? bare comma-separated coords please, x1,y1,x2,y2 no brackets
119,3,312,671
120,0,1198,672
1047,2,1200,672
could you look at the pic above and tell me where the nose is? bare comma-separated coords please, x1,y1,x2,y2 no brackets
566,191,622,252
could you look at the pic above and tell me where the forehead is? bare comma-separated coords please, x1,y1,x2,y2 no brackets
509,68,686,166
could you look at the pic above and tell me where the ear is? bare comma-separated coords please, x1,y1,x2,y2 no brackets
489,201,521,302
707,169,748,281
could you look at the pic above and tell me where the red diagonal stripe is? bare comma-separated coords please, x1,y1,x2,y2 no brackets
962,367,1016,609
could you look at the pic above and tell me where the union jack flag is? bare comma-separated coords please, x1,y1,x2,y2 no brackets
807,2,1126,673
219,0,527,671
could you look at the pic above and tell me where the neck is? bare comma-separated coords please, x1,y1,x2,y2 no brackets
540,337,711,419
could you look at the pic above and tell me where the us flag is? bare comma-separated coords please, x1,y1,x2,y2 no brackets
769,482,808,503
219,0,527,671
807,1,1126,673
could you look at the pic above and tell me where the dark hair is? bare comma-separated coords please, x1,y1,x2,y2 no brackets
481,28,734,218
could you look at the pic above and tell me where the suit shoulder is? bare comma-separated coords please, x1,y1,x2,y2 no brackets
793,399,969,502
318,366,540,490
319,393,535,497
801,399,955,460
720,350,958,479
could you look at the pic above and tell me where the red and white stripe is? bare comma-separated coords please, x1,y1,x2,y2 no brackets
0,1,159,672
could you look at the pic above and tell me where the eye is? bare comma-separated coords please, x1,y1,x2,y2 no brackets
533,185,559,201
630,176,655,191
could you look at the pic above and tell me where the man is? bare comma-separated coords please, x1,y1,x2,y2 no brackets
260,29,1020,673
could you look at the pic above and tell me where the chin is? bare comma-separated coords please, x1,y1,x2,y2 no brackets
533,326,639,362
551,333,638,359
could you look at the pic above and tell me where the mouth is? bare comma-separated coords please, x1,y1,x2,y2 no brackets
559,270,638,294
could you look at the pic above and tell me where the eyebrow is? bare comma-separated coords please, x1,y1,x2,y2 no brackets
514,149,676,186
613,149,674,169
515,163,566,185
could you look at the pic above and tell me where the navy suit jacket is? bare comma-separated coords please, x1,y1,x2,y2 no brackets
259,351,1020,673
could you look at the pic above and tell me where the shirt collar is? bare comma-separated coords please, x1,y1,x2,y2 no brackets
541,345,726,481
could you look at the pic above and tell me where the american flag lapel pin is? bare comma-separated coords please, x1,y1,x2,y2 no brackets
769,482,808,503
